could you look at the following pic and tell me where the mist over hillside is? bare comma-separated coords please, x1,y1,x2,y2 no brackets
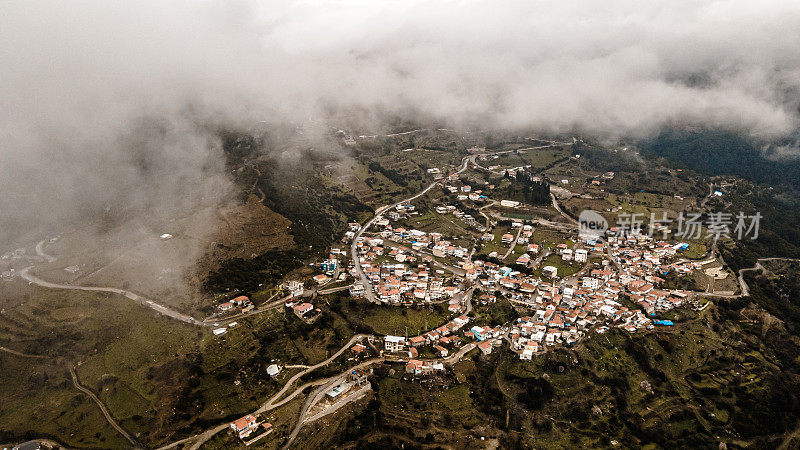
8,3,800,448
2,0,800,247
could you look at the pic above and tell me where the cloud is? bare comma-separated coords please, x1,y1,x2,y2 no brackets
2,0,800,244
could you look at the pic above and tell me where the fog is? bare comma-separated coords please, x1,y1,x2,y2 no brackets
2,0,800,246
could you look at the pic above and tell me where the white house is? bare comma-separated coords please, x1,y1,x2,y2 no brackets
384,335,405,352
582,277,601,290
231,415,260,439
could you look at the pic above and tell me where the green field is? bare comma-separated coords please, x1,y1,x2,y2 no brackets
476,224,514,258
0,354,130,448
0,279,356,447
486,147,568,172
470,297,519,326
680,241,708,259
329,296,451,336
533,254,585,278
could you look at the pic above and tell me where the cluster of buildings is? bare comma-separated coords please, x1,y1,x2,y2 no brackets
339,164,708,368
605,234,698,314
500,234,699,359
352,236,466,308
383,315,470,358
218,295,254,314
369,224,472,262
313,248,349,285
434,203,485,231
405,359,446,375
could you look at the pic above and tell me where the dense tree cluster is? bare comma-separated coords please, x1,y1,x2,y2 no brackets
498,169,550,205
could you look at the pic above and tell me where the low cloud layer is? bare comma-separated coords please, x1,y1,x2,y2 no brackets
2,0,800,244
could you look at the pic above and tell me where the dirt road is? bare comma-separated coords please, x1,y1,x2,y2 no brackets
19,266,203,327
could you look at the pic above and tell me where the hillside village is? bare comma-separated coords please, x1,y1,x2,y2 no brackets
213,145,717,380
175,137,753,447
5,134,767,450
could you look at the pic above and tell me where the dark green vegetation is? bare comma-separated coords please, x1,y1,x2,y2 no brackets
741,260,800,334
0,354,130,448
717,181,800,271
641,129,800,188
470,296,519,327
328,294,451,336
578,144,707,199
284,132,800,449
206,131,374,296
494,169,551,205
255,163,372,250
295,275,800,449
0,280,354,447
8,128,800,449
638,129,800,270
295,363,487,449
204,248,306,295
490,295,800,449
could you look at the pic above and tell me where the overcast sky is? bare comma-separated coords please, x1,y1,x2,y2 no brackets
2,0,800,244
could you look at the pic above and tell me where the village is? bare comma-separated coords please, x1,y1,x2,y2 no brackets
212,146,728,445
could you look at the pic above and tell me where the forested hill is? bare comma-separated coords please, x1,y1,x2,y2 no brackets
640,129,800,188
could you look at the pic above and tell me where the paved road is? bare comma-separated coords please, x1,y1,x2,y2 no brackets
318,284,353,295
282,358,385,449
22,274,352,332
256,334,370,414
383,240,465,276
35,239,56,263
302,384,370,425
472,144,573,174
206,284,353,326
487,210,576,232
1,346,138,447
478,200,497,228
463,286,475,314
444,342,477,363
169,334,372,450
19,266,204,327
700,182,715,208
550,191,578,224
358,129,428,138
351,155,474,304
720,257,800,299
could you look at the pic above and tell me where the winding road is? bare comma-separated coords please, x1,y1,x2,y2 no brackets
35,239,57,263
160,334,373,450
1,346,138,447
282,358,384,449
19,266,203,326
69,365,141,448
550,191,578,225
703,257,800,299
351,154,475,303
